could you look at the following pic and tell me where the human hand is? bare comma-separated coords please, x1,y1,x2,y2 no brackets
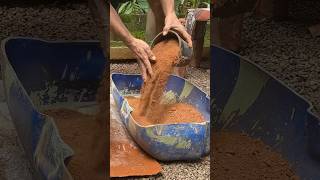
126,38,156,81
163,13,192,47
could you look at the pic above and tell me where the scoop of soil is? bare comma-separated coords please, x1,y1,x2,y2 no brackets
212,131,300,180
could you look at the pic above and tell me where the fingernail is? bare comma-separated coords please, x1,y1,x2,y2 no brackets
151,56,156,60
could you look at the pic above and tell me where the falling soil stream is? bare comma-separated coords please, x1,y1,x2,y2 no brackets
212,131,300,180
134,38,205,125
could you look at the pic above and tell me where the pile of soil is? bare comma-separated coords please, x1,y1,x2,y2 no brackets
212,131,299,180
127,96,204,126
134,38,204,125
44,109,106,180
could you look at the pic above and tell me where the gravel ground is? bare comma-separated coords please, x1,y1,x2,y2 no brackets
0,2,210,180
239,0,320,114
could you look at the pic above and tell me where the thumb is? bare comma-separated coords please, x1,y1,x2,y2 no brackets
163,25,170,36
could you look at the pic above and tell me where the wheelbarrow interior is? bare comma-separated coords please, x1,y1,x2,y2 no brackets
4,38,106,106
211,45,320,178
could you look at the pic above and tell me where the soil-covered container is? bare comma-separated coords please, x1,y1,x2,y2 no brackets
211,45,320,178
1,37,106,180
151,30,193,67
111,73,210,161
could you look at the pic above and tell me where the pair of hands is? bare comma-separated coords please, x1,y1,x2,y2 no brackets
127,14,192,81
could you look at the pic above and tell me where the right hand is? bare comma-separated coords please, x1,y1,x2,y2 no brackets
126,38,156,81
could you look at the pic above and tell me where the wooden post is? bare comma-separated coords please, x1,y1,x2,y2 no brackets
190,21,207,67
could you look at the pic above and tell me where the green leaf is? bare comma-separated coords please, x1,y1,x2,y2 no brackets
118,1,130,14
137,0,149,11
125,3,133,15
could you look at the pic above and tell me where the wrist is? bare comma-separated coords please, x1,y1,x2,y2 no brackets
165,12,176,18
124,35,136,47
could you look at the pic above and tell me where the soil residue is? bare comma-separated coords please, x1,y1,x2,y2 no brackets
135,38,204,125
110,116,162,177
212,131,300,180
44,109,106,180
127,96,204,126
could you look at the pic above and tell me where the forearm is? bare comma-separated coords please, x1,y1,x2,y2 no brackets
159,0,175,16
110,5,134,45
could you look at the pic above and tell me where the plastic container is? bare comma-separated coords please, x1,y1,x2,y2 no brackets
1,37,106,180
111,73,210,161
211,45,320,178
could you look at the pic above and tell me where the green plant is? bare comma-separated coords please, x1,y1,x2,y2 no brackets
118,0,146,15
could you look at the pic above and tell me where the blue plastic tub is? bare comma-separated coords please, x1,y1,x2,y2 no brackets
211,45,320,179
111,73,210,161
1,37,106,180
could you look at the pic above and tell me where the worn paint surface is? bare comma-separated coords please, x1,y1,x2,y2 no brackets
221,60,269,128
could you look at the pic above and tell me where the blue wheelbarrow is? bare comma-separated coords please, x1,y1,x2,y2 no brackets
111,73,210,161
1,37,106,180
211,45,320,179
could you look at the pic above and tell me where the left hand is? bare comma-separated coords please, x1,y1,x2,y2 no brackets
163,13,193,47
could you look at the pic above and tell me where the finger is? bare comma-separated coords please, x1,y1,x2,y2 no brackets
163,25,170,36
173,27,193,48
145,48,156,62
139,51,154,78
137,59,147,82
143,57,154,78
